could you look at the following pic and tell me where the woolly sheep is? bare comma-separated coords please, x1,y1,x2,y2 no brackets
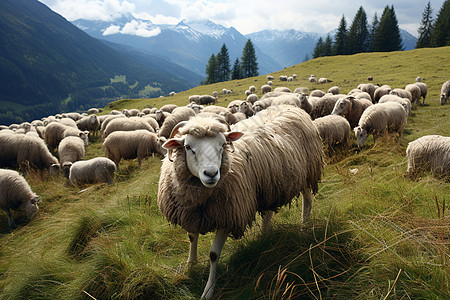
246,94,259,104
390,88,412,102
313,115,351,151
267,81,273,86
440,80,450,105
253,98,273,113
158,106,324,298
348,88,362,95
69,157,117,186
76,114,100,137
44,122,88,150
100,115,126,136
227,100,244,113
141,108,152,115
87,108,99,114
287,76,293,82
161,104,178,113
123,108,140,117
413,82,428,104
189,95,200,103
279,75,288,81
141,115,160,132
327,86,340,95
415,76,421,82
155,110,170,127
379,94,412,116
309,94,342,120
318,78,329,84
405,84,421,104
0,169,40,228
244,90,251,96
219,111,247,125
212,91,218,98
406,135,450,181
57,136,85,177
104,130,167,166
202,105,228,115
157,107,196,138
58,118,78,128
373,85,391,103
357,83,376,101
273,87,291,93
199,95,217,106
271,93,301,108
62,112,82,121
310,90,326,97
238,101,254,117
294,87,309,94
261,84,272,94
109,110,122,115
0,132,58,171
309,76,316,83
331,96,373,128
249,85,256,93
103,117,154,139
169,91,176,97
267,75,274,80
354,102,407,148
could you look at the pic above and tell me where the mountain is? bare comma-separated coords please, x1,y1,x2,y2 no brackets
0,0,202,125
400,29,418,50
72,17,283,76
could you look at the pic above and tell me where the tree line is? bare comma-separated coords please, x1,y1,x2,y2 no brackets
203,39,259,85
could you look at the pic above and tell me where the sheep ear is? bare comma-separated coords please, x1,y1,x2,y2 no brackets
163,138,184,150
224,131,244,142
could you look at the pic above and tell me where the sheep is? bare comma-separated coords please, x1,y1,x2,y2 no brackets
413,82,428,104
212,91,218,98
157,107,196,138
123,108,140,117
327,86,340,95
331,96,373,128
0,132,58,171
58,118,78,128
222,88,227,95
219,111,246,125
267,81,273,86
69,157,117,186
244,90,251,96
57,136,85,177
390,88,412,102
100,115,126,137
62,112,82,121
238,101,254,117
44,122,88,150
313,115,351,151
415,76,421,82
367,76,373,81
161,104,178,113
354,102,407,148
273,87,291,93
169,91,176,97
141,108,152,115
253,98,273,113
103,117,155,139
87,108,100,114
287,76,293,82
348,88,362,95
199,95,217,106
261,84,272,94
357,83,376,101
309,76,316,83
227,100,244,113
104,130,167,166
155,110,170,127
294,87,309,94
110,110,122,115
373,85,391,103
310,90,326,97
406,135,450,181
279,75,288,81
309,94,342,120
354,92,372,102
379,94,412,116
189,95,201,104
298,93,316,114
249,85,256,93
246,94,259,104
0,169,40,228
76,114,100,137
202,105,228,115
141,115,160,132
293,74,297,80
318,78,328,84
271,93,301,108
158,105,324,298
440,80,450,105
405,84,422,105
267,75,274,80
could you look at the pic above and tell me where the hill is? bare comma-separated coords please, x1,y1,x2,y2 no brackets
0,0,202,125
0,47,449,299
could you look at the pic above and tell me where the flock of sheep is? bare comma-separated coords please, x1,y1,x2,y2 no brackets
0,74,449,298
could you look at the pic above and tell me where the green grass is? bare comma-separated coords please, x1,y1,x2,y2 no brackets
0,47,449,299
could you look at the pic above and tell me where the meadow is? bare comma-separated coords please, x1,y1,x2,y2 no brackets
0,46,449,299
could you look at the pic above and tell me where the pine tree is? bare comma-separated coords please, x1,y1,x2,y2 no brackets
333,15,348,55
231,58,242,80
416,1,434,48
240,39,259,78
430,0,450,47
313,37,324,58
205,54,218,84
367,13,379,52
373,5,403,52
347,6,370,54
323,34,334,56
216,43,231,82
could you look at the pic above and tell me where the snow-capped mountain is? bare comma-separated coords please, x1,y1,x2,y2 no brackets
72,17,282,76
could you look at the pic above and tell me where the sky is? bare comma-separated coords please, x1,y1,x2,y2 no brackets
39,0,446,37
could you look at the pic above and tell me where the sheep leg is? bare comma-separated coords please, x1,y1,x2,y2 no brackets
201,228,229,299
4,208,17,229
261,211,273,232
302,190,313,222
187,232,199,264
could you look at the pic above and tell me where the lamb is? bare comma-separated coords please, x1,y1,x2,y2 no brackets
76,114,100,137
440,80,450,105
103,117,155,139
0,169,40,228
378,94,412,116
405,84,422,104
327,86,340,95
406,135,450,181
104,130,167,166
57,136,85,177
313,115,351,151
373,85,391,103
0,132,58,171
413,82,428,104
354,102,407,148
246,94,259,104
69,157,117,186
158,105,324,298
331,96,373,128
261,84,272,94
390,88,412,102
199,95,217,106
157,107,196,138
273,87,291,93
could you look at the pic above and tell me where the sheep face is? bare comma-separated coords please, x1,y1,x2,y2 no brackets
354,126,369,148
441,93,448,105
23,196,40,219
332,98,350,117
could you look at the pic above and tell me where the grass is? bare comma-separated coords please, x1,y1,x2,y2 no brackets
0,47,449,299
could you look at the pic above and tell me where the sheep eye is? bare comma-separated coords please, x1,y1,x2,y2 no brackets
185,145,195,154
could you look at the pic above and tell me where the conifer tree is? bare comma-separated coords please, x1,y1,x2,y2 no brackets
231,58,242,80
313,37,324,58
373,5,403,52
205,54,218,84
416,1,434,48
240,39,259,78
216,43,231,82
347,6,369,54
323,34,334,56
367,13,379,52
333,15,348,55
430,0,450,47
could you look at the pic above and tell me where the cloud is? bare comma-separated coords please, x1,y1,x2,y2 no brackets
103,20,162,37
103,25,121,35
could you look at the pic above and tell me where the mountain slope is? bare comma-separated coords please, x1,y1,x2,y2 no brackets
0,0,201,124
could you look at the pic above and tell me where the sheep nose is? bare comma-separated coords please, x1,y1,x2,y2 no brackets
203,169,218,179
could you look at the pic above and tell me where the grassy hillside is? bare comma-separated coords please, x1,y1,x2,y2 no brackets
0,47,449,299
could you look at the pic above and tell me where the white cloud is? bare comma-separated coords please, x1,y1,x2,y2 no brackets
108,20,162,37
102,25,121,35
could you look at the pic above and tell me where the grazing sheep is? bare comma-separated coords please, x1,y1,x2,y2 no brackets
141,115,160,132
104,130,167,166
313,115,351,151
87,108,99,114
77,114,100,137
440,80,450,105
367,76,373,81
158,107,196,138
161,104,178,113
0,133,58,171
390,88,412,102
406,135,450,181
155,110,170,127
379,94,412,116
219,111,247,125
293,74,297,80
261,84,272,94
287,76,293,82
413,82,428,104
103,117,154,139
141,108,152,115
158,105,324,298
273,87,291,93
199,95,217,106
373,85,392,103
57,136,85,178
331,96,373,128
405,84,422,105
310,90,326,97
58,118,78,128
169,91,176,97
244,90,251,96
327,86,340,95
62,112,82,121
0,169,40,228
267,81,273,86
309,76,316,82
109,110,123,115
45,122,88,150
69,157,117,186
212,91,218,98
298,93,316,114
415,76,421,82
354,92,372,101
357,83,376,101
123,108,140,117
246,94,259,104
348,88,362,95
249,85,256,93
279,75,288,81
309,94,342,120
354,102,407,147
100,115,126,137
267,75,274,80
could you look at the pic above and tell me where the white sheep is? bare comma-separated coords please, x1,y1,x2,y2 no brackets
406,135,450,181
279,75,288,81
246,94,259,104
157,107,196,138
273,87,291,93
199,95,217,106
249,85,256,93
0,169,40,228
294,87,309,94
357,83,376,101
373,85,391,103
379,94,412,116
57,136,86,177
390,88,412,102
267,75,274,80
354,102,407,148
318,78,329,84
310,90,326,97
313,115,351,151
413,82,428,104
161,104,178,113
331,96,372,128
158,106,324,298
440,80,450,105
327,86,340,95
271,93,301,108
261,84,272,94
227,100,244,113
44,122,88,150
87,108,100,114
405,84,422,105
103,117,155,139
76,114,100,137
69,157,117,186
